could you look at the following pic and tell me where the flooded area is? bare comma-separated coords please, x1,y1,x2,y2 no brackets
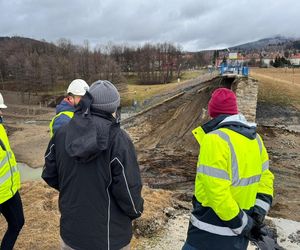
18,163,42,182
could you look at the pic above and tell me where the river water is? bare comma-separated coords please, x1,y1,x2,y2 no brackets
18,163,42,182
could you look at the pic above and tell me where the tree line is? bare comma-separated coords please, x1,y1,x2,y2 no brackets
0,37,209,93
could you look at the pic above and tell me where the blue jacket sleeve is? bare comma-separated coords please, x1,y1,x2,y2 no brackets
52,114,71,135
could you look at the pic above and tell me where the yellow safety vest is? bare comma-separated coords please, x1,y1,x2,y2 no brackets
49,111,74,137
192,126,274,227
0,124,20,204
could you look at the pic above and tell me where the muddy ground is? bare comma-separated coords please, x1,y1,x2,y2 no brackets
256,102,300,221
124,83,300,223
0,77,299,249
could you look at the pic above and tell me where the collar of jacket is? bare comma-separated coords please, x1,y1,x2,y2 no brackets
216,114,257,139
56,100,76,114
75,92,93,116
192,115,229,145
192,114,257,145
90,108,117,123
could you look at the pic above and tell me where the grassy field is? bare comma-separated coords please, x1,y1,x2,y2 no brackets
121,70,206,106
250,67,300,109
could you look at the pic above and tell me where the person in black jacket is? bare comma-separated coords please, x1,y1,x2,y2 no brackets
42,80,144,250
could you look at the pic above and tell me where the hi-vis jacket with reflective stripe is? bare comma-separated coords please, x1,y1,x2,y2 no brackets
49,99,76,137
49,111,74,137
185,114,274,250
0,123,20,204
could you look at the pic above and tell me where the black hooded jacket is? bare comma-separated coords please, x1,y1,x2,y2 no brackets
42,93,144,250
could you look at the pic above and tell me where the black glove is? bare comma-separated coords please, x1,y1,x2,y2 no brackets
242,215,254,239
252,212,265,225
249,212,267,240
250,223,268,241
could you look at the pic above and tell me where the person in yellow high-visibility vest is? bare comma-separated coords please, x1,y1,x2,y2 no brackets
182,88,274,250
0,93,24,250
49,79,89,137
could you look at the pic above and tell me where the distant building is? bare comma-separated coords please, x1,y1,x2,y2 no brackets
216,52,245,67
261,57,275,67
289,54,300,65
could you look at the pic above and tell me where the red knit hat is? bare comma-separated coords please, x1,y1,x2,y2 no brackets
208,88,238,118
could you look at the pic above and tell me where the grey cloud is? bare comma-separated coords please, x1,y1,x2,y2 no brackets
1,0,300,51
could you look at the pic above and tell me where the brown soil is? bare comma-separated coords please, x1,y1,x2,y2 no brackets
124,78,220,194
258,126,300,221
0,182,176,250
0,181,61,249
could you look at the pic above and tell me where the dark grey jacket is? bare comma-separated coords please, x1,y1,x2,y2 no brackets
42,94,143,250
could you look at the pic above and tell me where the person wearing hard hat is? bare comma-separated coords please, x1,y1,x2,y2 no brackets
49,79,89,137
182,88,274,250
0,93,25,249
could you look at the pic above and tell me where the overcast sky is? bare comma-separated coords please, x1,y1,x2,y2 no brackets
0,0,300,51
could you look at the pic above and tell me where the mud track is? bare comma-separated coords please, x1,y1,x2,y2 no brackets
124,78,219,194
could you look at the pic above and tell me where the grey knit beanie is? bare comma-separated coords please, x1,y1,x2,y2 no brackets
89,80,120,113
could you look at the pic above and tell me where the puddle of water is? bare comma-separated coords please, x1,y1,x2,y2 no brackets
18,163,42,182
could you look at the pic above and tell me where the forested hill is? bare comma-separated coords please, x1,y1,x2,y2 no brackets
229,36,300,52
0,36,125,92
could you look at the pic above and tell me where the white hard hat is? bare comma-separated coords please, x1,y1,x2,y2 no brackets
67,79,89,96
0,93,7,108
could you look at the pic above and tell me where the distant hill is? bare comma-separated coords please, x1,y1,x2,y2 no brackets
0,36,126,94
229,36,299,52
0,36,58,55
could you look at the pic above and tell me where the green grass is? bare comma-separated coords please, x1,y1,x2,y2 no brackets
121,70,206,107
179,69,205,81
251,69,300,110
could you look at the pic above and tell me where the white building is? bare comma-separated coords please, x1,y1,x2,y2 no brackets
289,54,300,65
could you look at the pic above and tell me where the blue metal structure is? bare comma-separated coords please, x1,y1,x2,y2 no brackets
219,63,249,76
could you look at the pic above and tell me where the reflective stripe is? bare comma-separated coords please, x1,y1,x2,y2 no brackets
0,151,12,169
210,130,262,187
197,165,230,180
231,211,248,235
257,135,270,172
44,144,55,159
210,130,239,185
238,175,261,186
190,213,248,236
0,164,18,184
49,111,74,137
256,135,262,154
190,214,237,236
255,199,270,212
107,160,113,250
110,157,140,215
262,160,269,171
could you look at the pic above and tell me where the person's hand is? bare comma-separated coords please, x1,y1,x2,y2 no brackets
250,222,267,241
249,212,267,241
252,212,265,225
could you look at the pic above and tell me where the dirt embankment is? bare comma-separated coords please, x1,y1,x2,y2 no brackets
256,102,300,221
124,78,220,193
